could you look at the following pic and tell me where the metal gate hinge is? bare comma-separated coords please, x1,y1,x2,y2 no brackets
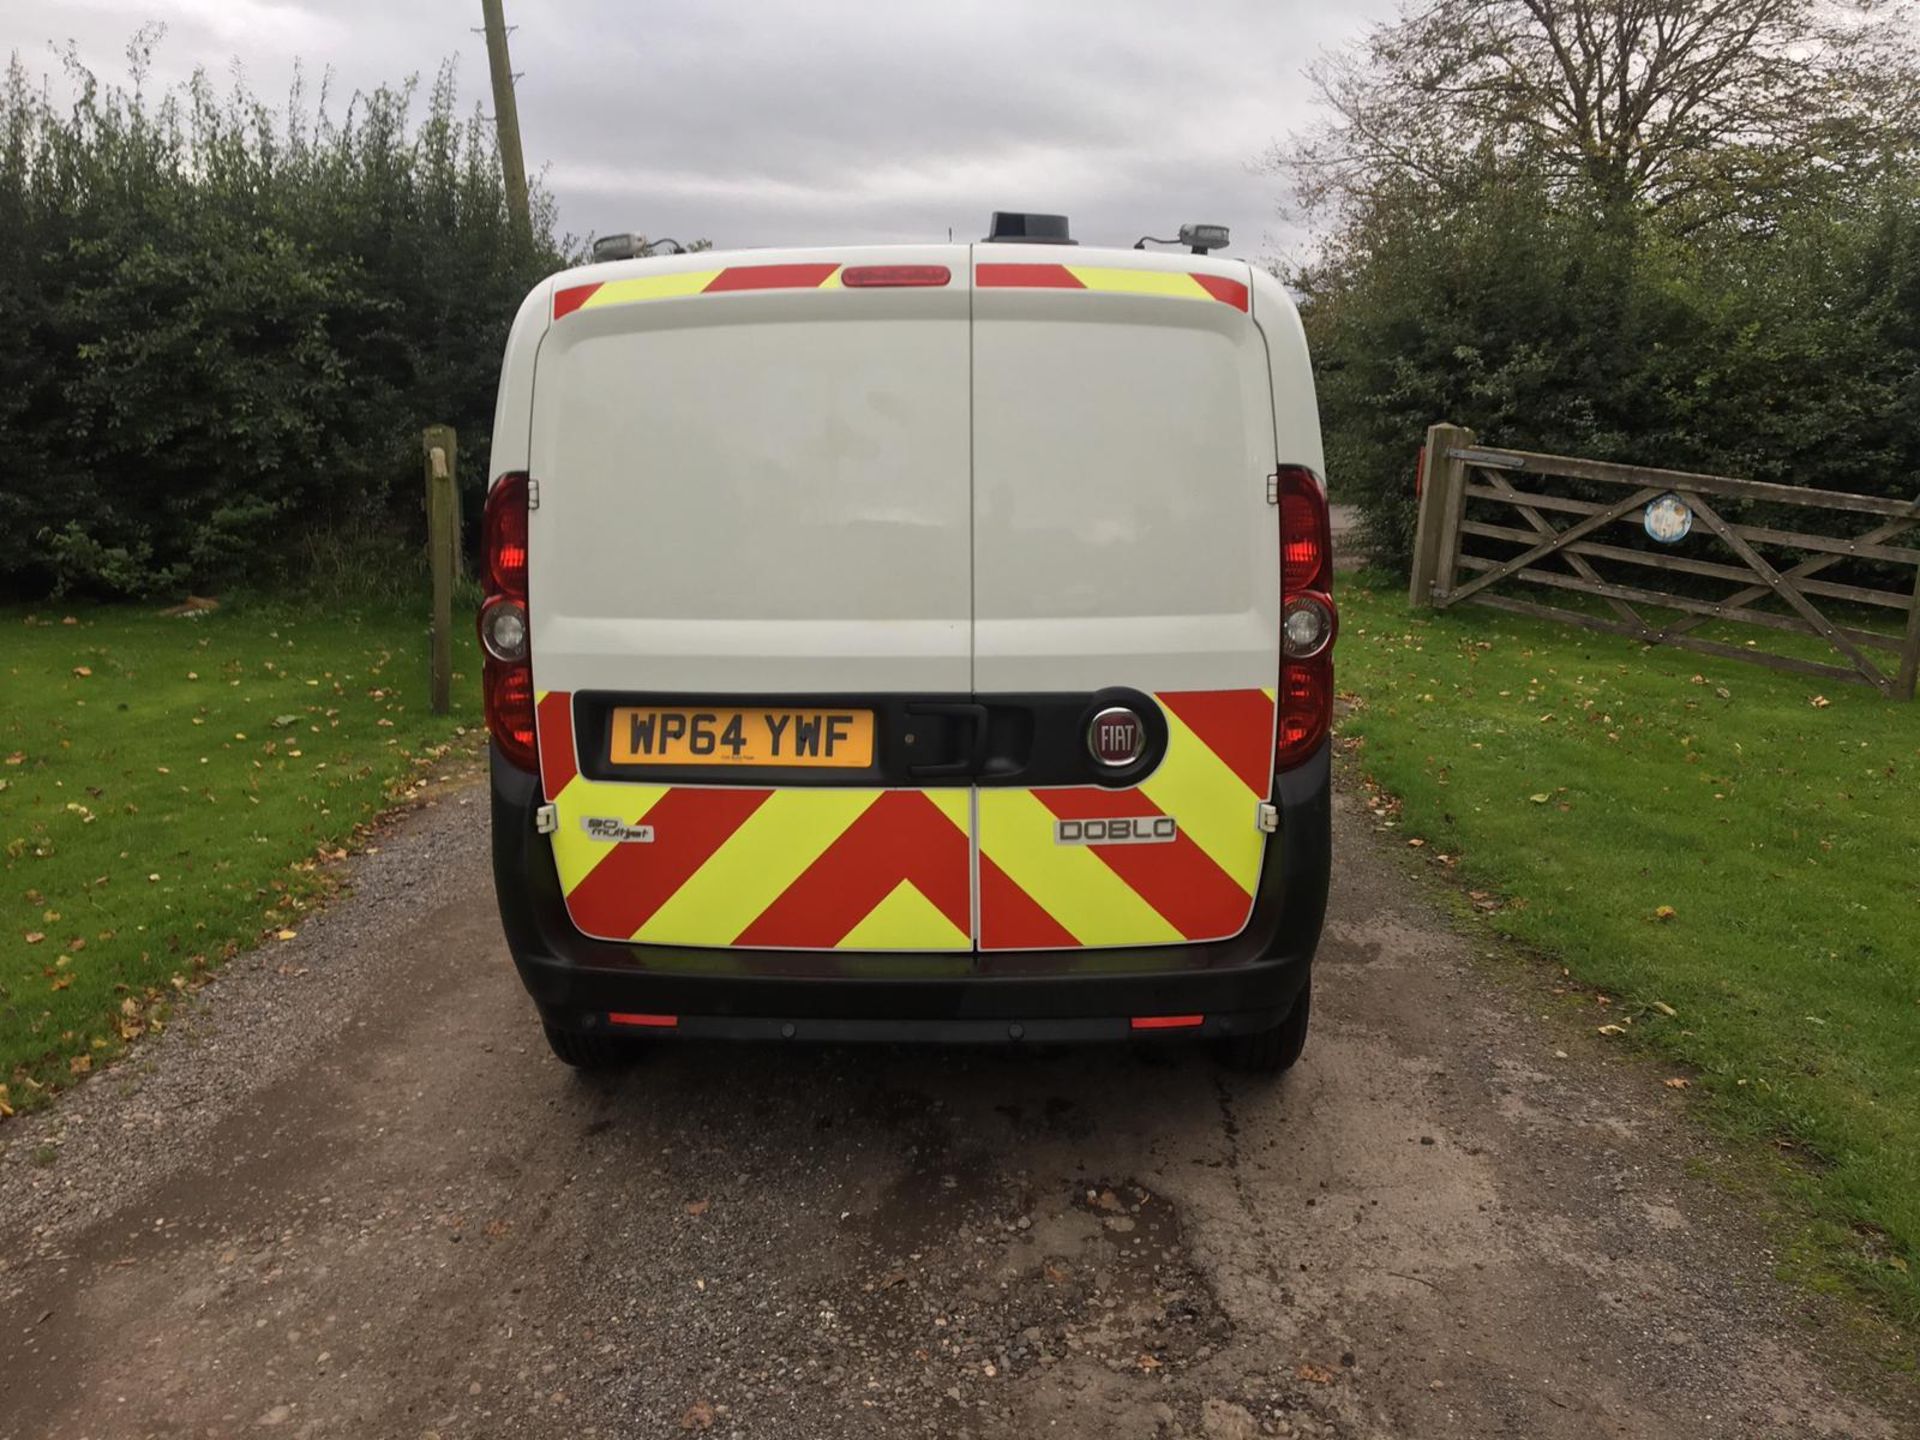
1256,801,1279,833
526,478,541,510
534,803,558,834
1265,472,1280,505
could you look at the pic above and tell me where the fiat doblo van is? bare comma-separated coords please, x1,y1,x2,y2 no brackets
482,215,1336,1075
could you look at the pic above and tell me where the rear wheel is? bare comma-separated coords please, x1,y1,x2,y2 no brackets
1215,979,1311,1076
542,1023,638,1071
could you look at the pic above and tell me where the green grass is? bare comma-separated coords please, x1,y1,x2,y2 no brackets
1336,573,1920,1335
1,598,478,1114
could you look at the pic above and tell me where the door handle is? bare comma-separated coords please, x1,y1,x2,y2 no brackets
907,701,989,779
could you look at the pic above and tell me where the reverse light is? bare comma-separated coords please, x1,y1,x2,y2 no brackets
480,473,538,772
480,598,529,663
1282,593,1336,659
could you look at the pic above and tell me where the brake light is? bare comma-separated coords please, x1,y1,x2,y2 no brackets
1276,467,1336,772
1277,466,1330,592
841,264,951,288
480,474,538,772
484,473,529,598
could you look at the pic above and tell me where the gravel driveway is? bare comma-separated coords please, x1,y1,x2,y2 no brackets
1,770,1910,1439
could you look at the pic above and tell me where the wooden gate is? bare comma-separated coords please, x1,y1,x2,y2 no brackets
1408,424,1920,699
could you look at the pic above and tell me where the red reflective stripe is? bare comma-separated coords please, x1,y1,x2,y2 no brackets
703,263,841,292
977,853,1079,950
609,1012,678,1028
1191,274,1250,311
976,263,1085,290
1158,690,1275,798
564,788,772,939
1131,1014,1204,1030
552,283,601,319
537,691,577,798
733,791,969,947
1033,788,1252,942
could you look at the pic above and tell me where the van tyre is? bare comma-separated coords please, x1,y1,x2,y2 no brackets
1215,979,1311,1076
542,1023,637,1071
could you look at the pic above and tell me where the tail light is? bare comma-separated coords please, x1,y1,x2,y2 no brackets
480,474,538,771
1275,466,1335,772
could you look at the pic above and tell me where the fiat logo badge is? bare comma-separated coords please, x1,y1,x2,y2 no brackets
1087,706,1145,768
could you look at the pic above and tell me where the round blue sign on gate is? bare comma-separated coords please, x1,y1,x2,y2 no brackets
1644,493,1694,545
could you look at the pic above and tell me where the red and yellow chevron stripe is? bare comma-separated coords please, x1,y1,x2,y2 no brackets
532,688,1274,952
976,689,1273,949
975,263,1249,312
553,262,850,320
535,692,972,950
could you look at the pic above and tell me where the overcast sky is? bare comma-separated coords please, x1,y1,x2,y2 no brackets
6,0,1398,263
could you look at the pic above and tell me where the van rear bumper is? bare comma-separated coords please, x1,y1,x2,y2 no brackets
488,745,1330,1043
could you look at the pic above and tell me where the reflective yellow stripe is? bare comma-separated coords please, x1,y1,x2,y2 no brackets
978,789,1180,946
1139,708,1265,889
923,787,970,832
1063,267,1213,301
838,879,968,949
636,788,879,944
548,776,669,890
578,270,723,309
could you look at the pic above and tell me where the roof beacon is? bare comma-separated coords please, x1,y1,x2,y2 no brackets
985,212,1075,245
1179,223,1230,255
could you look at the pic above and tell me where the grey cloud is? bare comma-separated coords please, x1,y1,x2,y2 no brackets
16,0,1396,261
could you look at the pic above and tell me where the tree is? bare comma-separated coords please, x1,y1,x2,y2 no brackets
1269,1,1920,570
1278,0,1920,224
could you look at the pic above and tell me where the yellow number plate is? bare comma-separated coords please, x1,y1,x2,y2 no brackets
608,706,875,769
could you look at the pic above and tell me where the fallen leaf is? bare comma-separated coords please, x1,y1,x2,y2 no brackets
1043,1261,1070,1285
1664,1078,1690,1090
69,1054,90,1075
1809,695,1831,709
1597,1024,1628,1037
1091,1188,1125,1214
679,1400,716,1431
71,665,91,678
1407,837,1426,848
275,929,297,941
684,1198,710,1217
1651,1000,1677,1017
1297,1361,1337,1384
1654,905,1677,921
4,752,24,765
1891,1257,1910,1274
24,932,44,944
50,976,71,991
1135,1353,1161,1371
1528,793,1551,804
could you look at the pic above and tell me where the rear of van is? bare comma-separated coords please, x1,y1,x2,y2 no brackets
482,237,1334,1073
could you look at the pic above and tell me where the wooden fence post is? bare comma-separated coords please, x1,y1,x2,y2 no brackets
1409,423,1473,608
424,424,458,716
1898,559,1920,701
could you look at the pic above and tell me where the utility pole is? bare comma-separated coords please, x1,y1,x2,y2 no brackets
480,0,533,250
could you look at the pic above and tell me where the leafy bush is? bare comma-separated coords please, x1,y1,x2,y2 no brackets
0,31,574,598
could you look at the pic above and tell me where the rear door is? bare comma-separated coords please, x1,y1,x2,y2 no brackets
527,247,976,951
969,247,1281,950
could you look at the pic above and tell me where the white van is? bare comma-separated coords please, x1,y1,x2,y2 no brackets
481,215,1336,1075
